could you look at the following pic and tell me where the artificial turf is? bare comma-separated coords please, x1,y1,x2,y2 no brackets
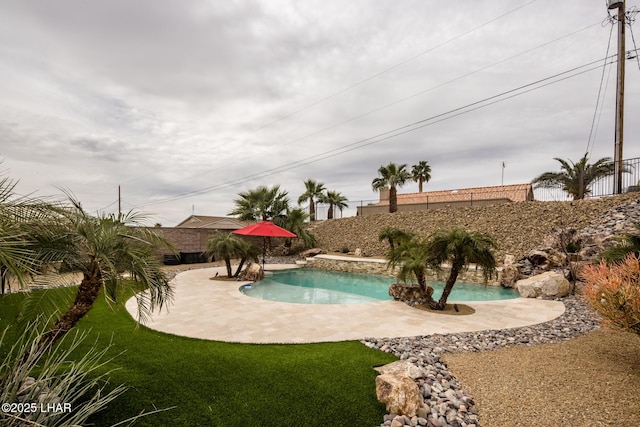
0,288,397,426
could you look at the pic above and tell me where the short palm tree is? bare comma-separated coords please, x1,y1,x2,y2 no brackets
206,232,246,278
36,202,174,352
372,163,411,213
531,154,617,200
378,226,415,251
600,224,640,264
232,239,261,277
424,227,497,310
386,237,431,291
411,161,432,193
319,190,348,220
281,207,315,250
297,179,326,221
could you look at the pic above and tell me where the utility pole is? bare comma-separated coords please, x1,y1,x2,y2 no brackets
609,0,626,194
118,185,122,216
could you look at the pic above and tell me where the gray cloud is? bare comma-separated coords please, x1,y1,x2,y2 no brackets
1,0,639,225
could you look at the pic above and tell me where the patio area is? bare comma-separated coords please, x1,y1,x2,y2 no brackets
125,265,566,344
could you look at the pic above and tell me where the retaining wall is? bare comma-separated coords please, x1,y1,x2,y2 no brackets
304,255,501,286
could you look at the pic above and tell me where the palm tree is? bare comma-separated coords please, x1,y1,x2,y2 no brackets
372,163,411,213
386,236,431,291
281,207,316,250
411,161,432,193
232,239,261,277
297,179,326,221
424,227,497,310
600,224,640,263
378,227,415,251
229,185,290,221
206,232,246,278
531,154,618,200
36,202,174,351
0,176,63,294
319,190,348,220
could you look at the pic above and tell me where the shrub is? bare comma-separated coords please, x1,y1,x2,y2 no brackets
581,254,640,335
0,323,127,426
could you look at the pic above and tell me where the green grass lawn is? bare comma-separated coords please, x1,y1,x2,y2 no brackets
0,289,396,426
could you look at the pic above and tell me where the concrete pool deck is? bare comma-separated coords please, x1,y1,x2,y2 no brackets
125,265,566,344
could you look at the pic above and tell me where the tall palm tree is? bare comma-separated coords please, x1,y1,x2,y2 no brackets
531,154,618,200
424,227,497,310
36,201,174,351
411,161,432,193
319,190,348,220
229,185,290,221
371,163,411,213
297,179,325,221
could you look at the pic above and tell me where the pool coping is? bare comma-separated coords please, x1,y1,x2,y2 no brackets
125,265,566,344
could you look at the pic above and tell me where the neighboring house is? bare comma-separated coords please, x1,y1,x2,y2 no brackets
175,215,250,230
152,216,252,264
358,183,534,216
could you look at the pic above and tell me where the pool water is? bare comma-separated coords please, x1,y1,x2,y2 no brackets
239,268,518,304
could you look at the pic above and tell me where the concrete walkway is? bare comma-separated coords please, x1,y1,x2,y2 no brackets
125,266,566,344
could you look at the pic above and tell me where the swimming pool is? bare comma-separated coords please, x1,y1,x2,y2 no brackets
239,268,518,304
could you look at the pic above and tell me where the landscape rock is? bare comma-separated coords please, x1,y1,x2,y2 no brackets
388,283,430,305
376,373,424,417
375,360,425,379
516,271,572,298
238,262,264,281
299,248,325,258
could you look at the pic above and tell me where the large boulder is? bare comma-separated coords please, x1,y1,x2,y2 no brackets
374,360,425,379
238,262,264,281
388,284,429,304
375,373,424,417
515,271,572,298
500,254,520,288
300,248,325,258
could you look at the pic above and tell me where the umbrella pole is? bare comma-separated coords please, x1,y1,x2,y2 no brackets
262,237,266,271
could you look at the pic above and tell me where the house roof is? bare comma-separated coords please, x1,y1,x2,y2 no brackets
175,215,251,230
377,183,534,205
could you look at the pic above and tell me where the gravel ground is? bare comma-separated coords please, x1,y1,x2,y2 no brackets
443,327,640,427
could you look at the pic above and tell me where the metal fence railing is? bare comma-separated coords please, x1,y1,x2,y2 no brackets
305,157,640,218
534,156,640,201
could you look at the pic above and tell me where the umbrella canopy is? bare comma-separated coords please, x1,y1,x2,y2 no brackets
232,221,297,270
232,221,297,238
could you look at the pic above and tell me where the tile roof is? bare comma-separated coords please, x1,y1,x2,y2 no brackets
377,183,534,205
175,215,251,229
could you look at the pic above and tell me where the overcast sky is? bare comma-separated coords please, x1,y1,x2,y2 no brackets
2,0,639,225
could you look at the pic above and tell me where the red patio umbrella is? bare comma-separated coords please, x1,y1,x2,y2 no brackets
232,221,297,269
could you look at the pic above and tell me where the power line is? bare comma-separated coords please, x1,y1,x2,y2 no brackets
132,54,619,209
586,19,615,156
146,1,541,192
247,0,539,135
159,17,602,190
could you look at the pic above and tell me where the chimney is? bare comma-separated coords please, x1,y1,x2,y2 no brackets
379,187,390,202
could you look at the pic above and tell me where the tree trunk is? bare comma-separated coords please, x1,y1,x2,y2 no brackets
224,258,233,278
328,204,334,220
233,258,247,277
38,262,102,352
389,186,398,213
1,265,6,295
419,179,423,193
310,198,316,221
436,262,462,310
